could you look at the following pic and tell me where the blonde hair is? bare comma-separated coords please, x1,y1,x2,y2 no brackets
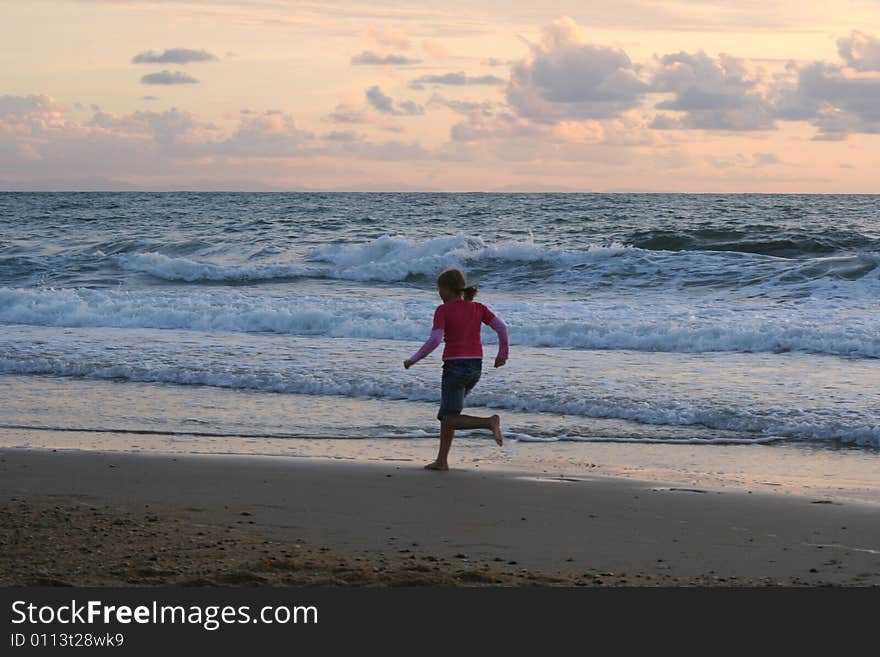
437,268,478,301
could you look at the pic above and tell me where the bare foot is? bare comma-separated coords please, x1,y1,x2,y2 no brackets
424,461,449,471
490,415,504,446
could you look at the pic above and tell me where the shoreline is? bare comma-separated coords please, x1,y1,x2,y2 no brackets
3,447,880,587
6,421,880,505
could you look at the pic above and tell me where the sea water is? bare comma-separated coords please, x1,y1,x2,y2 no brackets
1,192,879,495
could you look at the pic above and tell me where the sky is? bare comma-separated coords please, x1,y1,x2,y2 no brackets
2,0,880,192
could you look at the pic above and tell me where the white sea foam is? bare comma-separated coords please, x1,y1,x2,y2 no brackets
1,287,878,358
0,288,880,358
513,434,784,445
117,236,594,283
115,235,880,298
306,234,624,281
119,253,313,282
0,349,878,447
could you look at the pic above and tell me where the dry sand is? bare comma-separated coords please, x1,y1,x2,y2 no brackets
2,448,879,586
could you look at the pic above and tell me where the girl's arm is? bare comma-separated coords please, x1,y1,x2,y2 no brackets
405,329,444,368
489,316,509,365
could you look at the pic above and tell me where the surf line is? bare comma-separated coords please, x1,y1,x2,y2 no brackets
0,423,310,441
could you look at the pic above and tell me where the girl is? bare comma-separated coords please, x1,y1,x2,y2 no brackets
404,268,509,471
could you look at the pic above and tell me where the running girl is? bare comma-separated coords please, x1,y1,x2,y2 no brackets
404,268,509,471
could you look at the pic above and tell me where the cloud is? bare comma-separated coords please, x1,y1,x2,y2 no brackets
365,86,395,113
322,130,360,142
337,139,429,161
0,94,74,162
429,96,497,116
499,19,879,140
409,72,505,89
214,111,312,157
141,70,199,85
450,111,546,142
644,29,880,139
836,31,880,72
365,86,424,116
0,95,464,191
752,152,781,166
0,97,425,168
448,103,661,154
776,60,880,139
506,17,648,122
325,103,371,124
351,51,420,66
650,51,777,131
368,27,410,51
132,48,217,64
87,107,217,150
647,29,880,139
0,94,65,124
705,152,783,169
647,113,678,130
422,39,449,59
396,100,424,116
0,100,219,178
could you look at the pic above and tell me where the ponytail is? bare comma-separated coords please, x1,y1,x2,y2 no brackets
437,268,479,300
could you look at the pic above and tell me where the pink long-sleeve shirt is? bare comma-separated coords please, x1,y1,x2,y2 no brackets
409,300,509,364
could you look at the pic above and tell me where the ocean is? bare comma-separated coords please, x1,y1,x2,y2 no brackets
1,192,879,494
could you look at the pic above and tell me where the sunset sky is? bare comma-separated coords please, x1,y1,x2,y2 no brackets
2,0,880,191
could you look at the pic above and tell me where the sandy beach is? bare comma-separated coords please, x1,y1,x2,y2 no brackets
3,447,879,587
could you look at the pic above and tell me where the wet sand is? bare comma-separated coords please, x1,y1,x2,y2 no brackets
2,448,880,586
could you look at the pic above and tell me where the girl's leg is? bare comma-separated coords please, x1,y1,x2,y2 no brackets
442,414,504,446
433,422,457,470
424,415,503,470
427,364,501,470
425,422,454,470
